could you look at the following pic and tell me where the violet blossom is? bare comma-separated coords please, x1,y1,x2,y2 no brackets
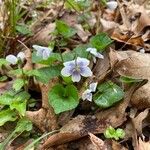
6,52,25,65
61,57,92,82
82,82,98,101
86,47,104,63
32,45,52,60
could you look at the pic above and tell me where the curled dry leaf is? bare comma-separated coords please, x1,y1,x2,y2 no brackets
111,32,144,47
30,23,56,45
93,52,111,82
138,137,150,150
74,24,91,42
132,109,149,135
112,140,127,150
26,78,58,132
100,18,118,33
89,133,107,150
127,4,150,33
115,50,150,109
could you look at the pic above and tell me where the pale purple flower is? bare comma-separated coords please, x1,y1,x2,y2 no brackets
86,47,104,63
82,89,93,101
17,52,25,61
6,52,25,65
106,1,118,10
82,82,98,101
89,82,98,92
32,45,52,60
61,57,92,82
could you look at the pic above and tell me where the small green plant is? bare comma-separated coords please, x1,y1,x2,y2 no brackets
104,126,125,140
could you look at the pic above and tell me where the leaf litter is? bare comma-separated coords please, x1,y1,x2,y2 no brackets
0,0,150,149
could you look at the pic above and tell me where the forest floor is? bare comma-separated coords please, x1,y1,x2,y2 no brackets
0,0,150,150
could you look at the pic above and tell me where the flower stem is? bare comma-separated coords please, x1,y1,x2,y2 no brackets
18,63,28,92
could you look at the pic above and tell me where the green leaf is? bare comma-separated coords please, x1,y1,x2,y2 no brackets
115,128,125,139
104,126,116,139
10,100,27,116
0,117,32,150
13,79,25,91
48,84,79,114
73,44,89,58
104,126,125,140
100,0,107,5
0,93,14,105
9,91,30,116
0,58,8,68
0,109,17,126
32,52,61,65
56,20,77,38
0,76,8,82
93,81,124,108
62,52,75,62
120,75,143,83
15,117,32,133
9,69,23,76
65,0,81,12
33,65,61,84
90,33,112,51
16,25,32,36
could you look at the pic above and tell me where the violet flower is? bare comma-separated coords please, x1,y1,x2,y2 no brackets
32,45,52,60
82,82,98,101
86,47,104,63
6,52,25,65
106,1,118,10
61,57,92,82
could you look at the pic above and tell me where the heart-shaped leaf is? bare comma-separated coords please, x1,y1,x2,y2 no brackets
93,81,124,108
48,84,79,114
56,20,77,38
90,33,112,51
31,65,61,84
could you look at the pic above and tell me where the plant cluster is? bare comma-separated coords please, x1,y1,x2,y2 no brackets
0,0,141,148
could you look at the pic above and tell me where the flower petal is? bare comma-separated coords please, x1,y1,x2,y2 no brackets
107,1,118,10
93,56,96,63
96,53,104,59
63,60,75,67
89,82,98,92
76,57,90,67
6,55,18,65
82,89,92,101
33,45,52,59
42,49,51,60
80,67,93,77
17,52,25,62
61,67,72,77
36,49,43,57
71,72,81,82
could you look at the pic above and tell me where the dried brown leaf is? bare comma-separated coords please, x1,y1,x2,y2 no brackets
115,50,150,109
132,109,149,135
138,138,150,150
89,133,107,150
